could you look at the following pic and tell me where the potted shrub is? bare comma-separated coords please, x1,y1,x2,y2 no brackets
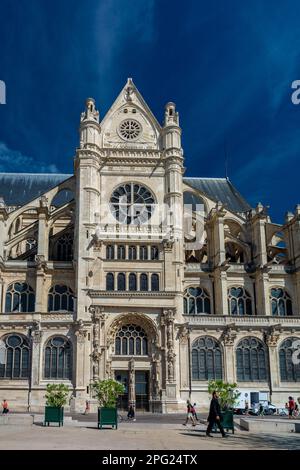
44,383,70,427
208,380,240,434
92,379,125,429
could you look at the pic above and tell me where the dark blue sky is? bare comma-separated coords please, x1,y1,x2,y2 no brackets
0,0,300,222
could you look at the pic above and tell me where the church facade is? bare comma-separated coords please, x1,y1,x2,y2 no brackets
0,79,299,413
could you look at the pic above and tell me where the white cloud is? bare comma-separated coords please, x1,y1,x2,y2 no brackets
0,142,59,173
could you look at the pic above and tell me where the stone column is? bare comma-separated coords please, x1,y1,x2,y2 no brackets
264,328,281,398
128,358,135,408
220,326,237,382
161,309,177,401
74,321,88,411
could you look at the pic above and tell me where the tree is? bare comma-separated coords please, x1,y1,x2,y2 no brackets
208,380,240,410
92,379,125,408
45,383,70,408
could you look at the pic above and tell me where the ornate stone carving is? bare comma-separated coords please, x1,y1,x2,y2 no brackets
35,254,46,269
264,326,281,347
128,358,135,405
177,323,190,345
220,325,237,346
74,320,88,344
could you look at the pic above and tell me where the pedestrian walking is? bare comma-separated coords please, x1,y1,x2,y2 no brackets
244,400,249,416
206,391,227,438
288,396,295,419
127,405,136,421
2,399,9,414
293,403,299,417
258,403,264,417
192,403,199,421
84,400,90,415
182,400,196,426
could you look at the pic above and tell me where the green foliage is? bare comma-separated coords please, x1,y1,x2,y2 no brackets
45,383,70,408
208,380,240,410
92,379,125,408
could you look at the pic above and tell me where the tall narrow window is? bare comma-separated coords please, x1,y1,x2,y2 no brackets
118,245,126,260
106,245,115,259
129,273,137,291
106,273,114,291
5,282,35,313
128,246,137,260
228,287,252,315
140,246,148,260
52,233,73,261
151,274,159,291
151,246,159,260
192,336,223,380
270,288,293,316
0,334,29,379
140,273,148,291
48,285,74,312
117,273,126,291
115,325,148,356
44,336,72,380
236,337,268,381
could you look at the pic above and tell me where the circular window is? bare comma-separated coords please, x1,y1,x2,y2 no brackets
118,119,142,141
110,182,155,225
7,335,22,347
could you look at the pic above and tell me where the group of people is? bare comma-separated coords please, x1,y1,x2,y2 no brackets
183,392,229,438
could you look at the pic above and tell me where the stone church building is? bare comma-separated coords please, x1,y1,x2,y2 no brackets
0,79,299,413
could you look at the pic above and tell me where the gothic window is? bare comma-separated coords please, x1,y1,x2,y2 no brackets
5,282,35,313
140,246,148,260
48,285,74,312
117,273,126,291
140,273,148,291
106,245,115,260
279,337,300,382
192,336,223,380
151,274,159,291
228,287,252,315
0,334,30,379
53,233,73,261
236,337,268,382
270,288,293,316
44,336,72,380
118,119,142,140
118,245,126,260
115,325,148,356
106,273,114,291
129,246,137,260
110,183,155,225
183,287,211,315
129,273,137,291
151,246,159,260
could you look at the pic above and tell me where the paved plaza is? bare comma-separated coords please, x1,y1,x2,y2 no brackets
0,415,299,450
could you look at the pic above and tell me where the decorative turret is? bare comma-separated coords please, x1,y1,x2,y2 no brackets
79,98,101,148
163,102,181,152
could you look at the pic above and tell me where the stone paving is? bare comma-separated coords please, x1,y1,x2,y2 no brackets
0,420,299,450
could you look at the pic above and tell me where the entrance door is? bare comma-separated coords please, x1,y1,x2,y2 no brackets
115,370,128,410
135,371,149,411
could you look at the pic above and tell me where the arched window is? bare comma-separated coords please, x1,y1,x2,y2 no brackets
5,282,35,313
270,288,293,316
192,336,223,380
228,287,252,315
115,325,148,356
129,246,137,260
236,337,268,381
48,285,74,312
106,245,115,260
140,246,148,260
140,273,148,291
44,336,72,379
0,334,30,379
279,337,300,382
117,273,126,291
183,287,211,314
53,233,73,261
151,246,159,260
117,245,125,260
151,274,159,291
129,273,137,291
106,273,114,291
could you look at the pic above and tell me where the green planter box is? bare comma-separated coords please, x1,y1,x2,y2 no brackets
98,407,118,429
212,410,234,434
44,406,64,427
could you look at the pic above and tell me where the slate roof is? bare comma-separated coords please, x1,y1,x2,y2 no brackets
0,172,251,214
183,177,251,213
